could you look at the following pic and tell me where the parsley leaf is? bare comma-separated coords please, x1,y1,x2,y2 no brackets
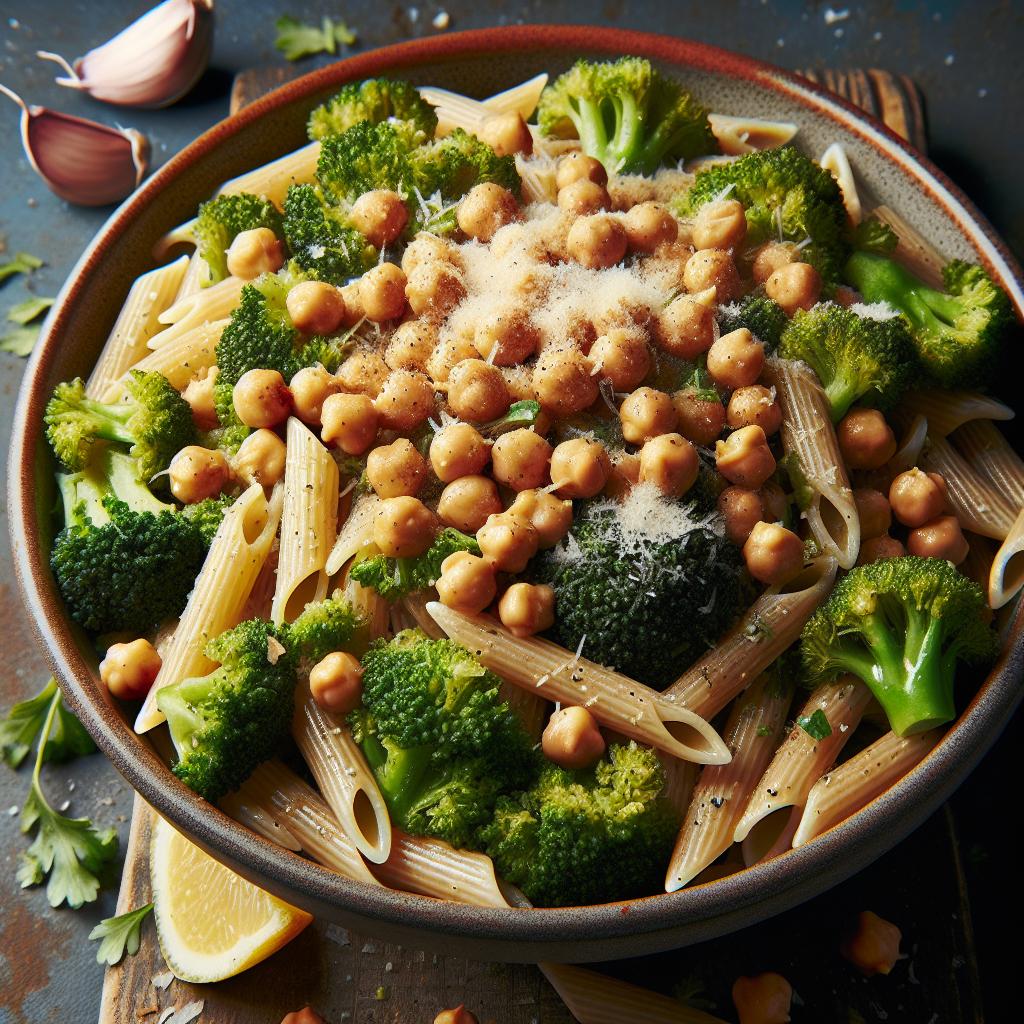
8,295,54,325
0,325,40,356
0,251,43,285
89,903,154,965
1,678,95,768
756,724,773,737
275,15,357,60
797,708,833,741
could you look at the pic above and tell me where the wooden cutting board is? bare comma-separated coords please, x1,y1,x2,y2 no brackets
100,67,978,1024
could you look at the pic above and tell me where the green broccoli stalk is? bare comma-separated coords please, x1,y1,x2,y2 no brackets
44,371,196,479
537,57,716,175
349,631,536,848
482,742,678,907
717,293,789,349
307,77,438,142
777,302,916,421
801,556,996,736
844,252,1013,388
194,193,284,284
350,528,480,601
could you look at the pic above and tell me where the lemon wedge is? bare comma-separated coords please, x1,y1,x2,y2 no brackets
150,813,312,983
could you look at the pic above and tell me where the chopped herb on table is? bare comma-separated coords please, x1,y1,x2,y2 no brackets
1,295,55,356
274,15,357,60
89,903,154,965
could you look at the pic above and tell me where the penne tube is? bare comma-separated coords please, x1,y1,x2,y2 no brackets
870,204,945,287
764,358,860,568
666,674,795,892
147,274,244,349
240,545,280,621
960,531,997,592
272,419,340,625
402,591,447,639
792,729,940,847
665,556,838,718
732,676,872,861
325,492,380,576
952,420,1024,507
899,390,1014,437
516,153,558,205
888,413,928,478
85,254,190,401
420,73,549,135
426,602,730,765
126,317,226,391
135,483,283,733
174,249,209,300
217,140,320,206
341,567,390,642
292,677,392,864
819,142,861,224
988,507,1024,610
152,217,196,262
708,113,797,155
920,434,1017,539
660,756,700,819
219,786,303,852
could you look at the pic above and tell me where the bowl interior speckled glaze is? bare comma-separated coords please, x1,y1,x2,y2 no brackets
9,26,1024,963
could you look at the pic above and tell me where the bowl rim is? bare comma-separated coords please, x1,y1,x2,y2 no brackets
9,24,1024,956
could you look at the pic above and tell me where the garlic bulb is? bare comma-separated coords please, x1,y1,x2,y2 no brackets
36,0,213,109
0,85,148,206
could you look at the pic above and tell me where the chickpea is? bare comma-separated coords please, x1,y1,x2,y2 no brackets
654,294,716,359
507,489,574,548
479,111,533,156
716,424,777,489
542,706,606,770
692,198,748,251
320,392,379,455
309,652,363,714
446,358,510,422
385,319,439,371
289,365,342,426
338,281,365,328
225,227,284,280
837,409,897,470
550,438,611,498
100,638,161,701
718,486,765,545
437,475,503,533
430,423,490,482
402,233,460,277
169,445,230,503
457,183,520,242
498,582,556,638
638,433,699,498
232,428,287,488
731,972,793,1024
907,515,969,564
435,551,497,614
426,334,478,383
491,429,552,491
622,201,678,253
349,189,408,249
372,496,437,558
336,350,389,397
727,384,782,434
589,328,651,391
405,261,467,318
473,308,539,366
683,248,741,303
557,178,611,216
706,328,765,390
673,388,726,445
555,152,608,190
857,534,906,565
566,214,628,269
854,488,892,539
619,387,677,444
182,367,219,431
233,368,292,428
374,369,436,431
759,480,789,524
358,263,407,322
433,1006,479,1024
281,1009,326,1024
889,468,948,528
840,911,902,977
285,280,347,336
532,348,599,417
751,241,797,285
765,261,821,315
366,438,428,498
476,512,540,573
743,521,805,585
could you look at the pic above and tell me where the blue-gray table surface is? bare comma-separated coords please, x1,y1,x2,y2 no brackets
1,2,1021,1021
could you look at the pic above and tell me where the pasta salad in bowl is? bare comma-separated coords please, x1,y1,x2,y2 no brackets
10,27,1024,961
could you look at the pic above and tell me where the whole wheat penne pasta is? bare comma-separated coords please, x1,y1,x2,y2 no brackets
135,482,283,732
293,677,392,864
819,142,861,224
217,140,321,206
272,419,340,625
888,413,929,477
125,317,226,390
219,786,303,852
665,556,837,717
870,205,945,287
960,531,997,592
921,434,1017,539
952,420,1024,507
666,674,795,892
660,756,699,819
899,390,1014,436
792,729,940,847
988,507,1024,610
708,113,797,155
325,492,380,576
732,676,872,861
402,590,447,639
146,274,244,349
764,358,860,568
85,254,190,401
426,602,730,765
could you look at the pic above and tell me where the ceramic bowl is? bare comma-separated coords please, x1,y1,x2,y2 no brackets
9,26,1024,963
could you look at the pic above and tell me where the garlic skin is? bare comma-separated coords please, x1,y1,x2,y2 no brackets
0,85,148,206
37,0,214,109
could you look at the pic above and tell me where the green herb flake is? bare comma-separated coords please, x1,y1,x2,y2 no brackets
89,903,154,965
375,986,387,1001
797,708,832,741
275,15,358,60
0,325,40,357
756,724,773,737
0,252,43,285
8,295,54,325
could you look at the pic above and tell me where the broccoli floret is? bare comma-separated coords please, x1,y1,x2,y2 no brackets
537,57,716,175
717,293,789,350
317,120,421,204
679,147,849,284
412,128,521,200
283,183,378,283
532,487,747,689
349,528,479,601
778,302,916,421
215,272,299,387
179,493,237,545
286,594,366,662
844,252,1013,388
349,630,536,848
482,742,678,907
307,77,438,142
44,372,195,479
801,556,996,736
851,217,899,256
194,193,284,284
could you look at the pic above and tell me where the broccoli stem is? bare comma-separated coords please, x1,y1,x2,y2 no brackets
822,370,865,424
607,92,643,171
157,676,212,756
362,737,433,823
572,98,610,163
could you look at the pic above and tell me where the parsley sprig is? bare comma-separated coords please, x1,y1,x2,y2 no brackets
274,15,357,60
90,903,154,965
1,678,95,768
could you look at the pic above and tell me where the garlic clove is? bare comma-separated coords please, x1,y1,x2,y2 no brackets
0,84,148,206
36,0,213,109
